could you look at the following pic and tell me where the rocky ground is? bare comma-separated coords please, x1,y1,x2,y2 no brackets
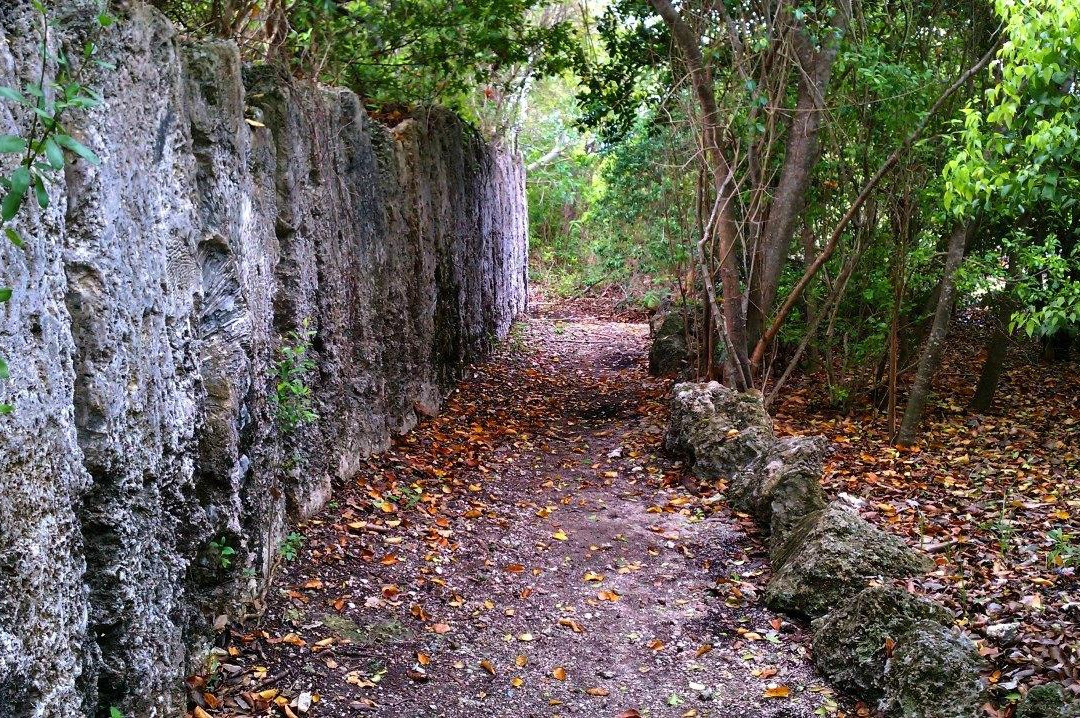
187,317,843,718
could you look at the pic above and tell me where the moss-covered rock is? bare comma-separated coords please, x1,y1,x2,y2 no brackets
881,621,985,718
727,435,827,548
765,503,934,618
1017,684,1080,718
649,311,691,377
812,586,953,698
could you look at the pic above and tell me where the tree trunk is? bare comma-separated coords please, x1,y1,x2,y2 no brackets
896,221,975,445
970,267,1016,412
969,319,1008,412
747,5,849,346
649,0,753,389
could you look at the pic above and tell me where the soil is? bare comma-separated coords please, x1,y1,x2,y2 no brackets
192,317,842,718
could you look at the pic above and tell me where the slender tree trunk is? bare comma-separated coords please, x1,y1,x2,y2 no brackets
896,221,976,444
649,0,753,389
969,319,1008,412
970,266,1016,411
747,4,849,346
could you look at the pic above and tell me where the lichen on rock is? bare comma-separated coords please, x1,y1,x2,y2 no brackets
1017,684,1080,718
765,502,934,618
811,585,953,698
665,381,778,479
881,620,986,718
648,309,691,377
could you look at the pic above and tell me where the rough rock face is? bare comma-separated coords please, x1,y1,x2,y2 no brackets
1017,684,1080,718
648,309,690,376
664,381,984,714
734,435,827,550
666,381,777,477
0,3,527,716
666,382,826,546
881,621,986,718
811,586,954,698
766,503,934,617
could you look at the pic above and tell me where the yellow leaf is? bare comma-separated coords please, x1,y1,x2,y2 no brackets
553,530,568,541
763,685,791,698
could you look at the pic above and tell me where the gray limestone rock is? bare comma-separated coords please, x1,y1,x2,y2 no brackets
648,309,690,377
665,381,777,477
1017,684,1080,718
811,585,954,698
881,621,986,718
0,2,527,715
766,503,934,618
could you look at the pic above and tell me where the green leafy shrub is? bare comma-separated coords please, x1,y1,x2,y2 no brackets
272,320,318,433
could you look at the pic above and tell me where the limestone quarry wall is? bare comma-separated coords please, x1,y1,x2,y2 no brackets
0,3,527,716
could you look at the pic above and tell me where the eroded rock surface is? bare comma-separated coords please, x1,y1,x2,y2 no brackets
766,503,934,617
811,585,953,698
666,381,777,478
664,381,986,716
0,2,527,715
648,308,690,376
881,621,986,718
1017,684,1080,718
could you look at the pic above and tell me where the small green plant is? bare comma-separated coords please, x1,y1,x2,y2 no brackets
381,485,422,510
109,708,124,718
280,531,304,561
208,536,236,569
273,319,318,432
0,3,111,413
980,490,1017,556
1047,528,1079,569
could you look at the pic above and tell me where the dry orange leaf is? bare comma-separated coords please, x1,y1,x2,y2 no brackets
763,685,791,698
480,659,496,676
585,687,610,697
552,666,567,681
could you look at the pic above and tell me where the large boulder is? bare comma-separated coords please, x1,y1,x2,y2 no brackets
812,585,953,698
766,503,934,617
881,621,985,718
649,310,691,377
665,382,777,478
1017,684,1080,718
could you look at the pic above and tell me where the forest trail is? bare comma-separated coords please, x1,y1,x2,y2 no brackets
202,316,838,718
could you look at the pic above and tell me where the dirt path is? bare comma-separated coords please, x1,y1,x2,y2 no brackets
201,319,840,718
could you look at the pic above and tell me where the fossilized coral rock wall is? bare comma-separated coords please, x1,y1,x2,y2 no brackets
0,3,527,716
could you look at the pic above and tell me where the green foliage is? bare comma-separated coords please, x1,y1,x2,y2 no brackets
273,320,318,433
943,0,1080,341
0,2,109,413
280,531,304,561
208,537,236,569
109,708,124,718
152,0,580,113
1047,528,1079,569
